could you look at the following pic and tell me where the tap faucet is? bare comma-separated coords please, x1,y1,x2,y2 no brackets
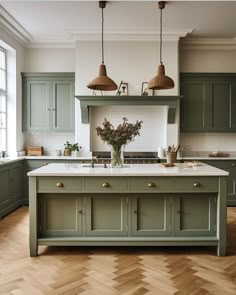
91,156,97,168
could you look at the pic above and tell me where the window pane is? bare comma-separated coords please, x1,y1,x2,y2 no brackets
0,70,6,91
0,129,6,151
0,51,2,69
0,95,6,112
0,112,6,128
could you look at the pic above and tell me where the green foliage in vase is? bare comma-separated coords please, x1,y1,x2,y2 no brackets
96,117,143,146
64,141,82,151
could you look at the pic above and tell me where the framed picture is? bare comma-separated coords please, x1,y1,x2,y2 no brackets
116,81,128,96
141,82,153,96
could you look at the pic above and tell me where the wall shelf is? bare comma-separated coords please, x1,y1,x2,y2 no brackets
75,95,181,124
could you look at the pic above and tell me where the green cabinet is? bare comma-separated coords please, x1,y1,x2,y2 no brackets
85,194,128,236
202,160,236,206
22,73,75,132
131,194,171,236
0,161,24,218
40,194,83,237
174,194,216,236
180,73,236,132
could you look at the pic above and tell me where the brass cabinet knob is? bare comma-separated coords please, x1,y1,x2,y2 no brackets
147,182,155,187
78,210,82,214
177,210,181,214
193,182,200,187
232,163,236,167
134,210,137,214
102,182,110,187
43,162,48,166
56,182,64,187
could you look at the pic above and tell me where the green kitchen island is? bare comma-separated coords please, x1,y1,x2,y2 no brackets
28,162,228,257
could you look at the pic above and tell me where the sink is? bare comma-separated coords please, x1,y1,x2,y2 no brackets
82,164,131,168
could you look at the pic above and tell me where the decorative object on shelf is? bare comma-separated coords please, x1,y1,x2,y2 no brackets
166,144,180,164
116,81,128,96
93,90,103,96
96,117,143,167
87,1,117,91
148,1,174,90
141,82,154,96
63,141,82,156
56,149,62,156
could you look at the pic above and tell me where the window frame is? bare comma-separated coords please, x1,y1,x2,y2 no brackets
0,46,7,153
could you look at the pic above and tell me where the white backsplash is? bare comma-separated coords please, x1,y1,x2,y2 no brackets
90,105,168,152
25,133,75,156
180,133,236,152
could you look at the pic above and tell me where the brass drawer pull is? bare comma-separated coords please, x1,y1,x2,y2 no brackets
78,210,83,214
193,182,200,187
147,182,156,187
134,210,137,214
56,182,64,187
232,163,236,167
102,182,110,187
43,162,48,166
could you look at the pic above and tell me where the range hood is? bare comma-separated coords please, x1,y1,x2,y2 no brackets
75,95,180,124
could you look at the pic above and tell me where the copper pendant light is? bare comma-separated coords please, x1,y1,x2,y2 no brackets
87,1,118,91
148,1,174,90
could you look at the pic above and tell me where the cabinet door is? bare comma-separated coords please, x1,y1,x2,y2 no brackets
0,166,11,218
174,194,216,236
11,162,23,203
40,194,83,237
52,81,74,131
85,194,128,236
131,194,171,236
26,81,50,131
209,80,235,131
180,79,209,131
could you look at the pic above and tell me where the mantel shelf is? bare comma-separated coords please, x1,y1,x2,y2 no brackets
75,95,181,124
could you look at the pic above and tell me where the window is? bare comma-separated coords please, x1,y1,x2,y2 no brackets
0,47,7,152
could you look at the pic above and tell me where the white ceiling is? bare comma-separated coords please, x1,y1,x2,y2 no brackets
1,1,236,45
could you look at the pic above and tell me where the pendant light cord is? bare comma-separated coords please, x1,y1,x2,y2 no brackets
160,7,163,65
101,7,104,64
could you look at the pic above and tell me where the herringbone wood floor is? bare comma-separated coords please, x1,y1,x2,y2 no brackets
0,207,236,295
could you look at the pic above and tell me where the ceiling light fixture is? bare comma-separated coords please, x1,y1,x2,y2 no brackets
87,1,118,91
148,1,174,90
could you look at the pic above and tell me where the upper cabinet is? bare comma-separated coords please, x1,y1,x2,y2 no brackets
180,73,236,132
22,73,75,132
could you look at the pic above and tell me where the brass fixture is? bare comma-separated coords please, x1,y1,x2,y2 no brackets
87,1,118,91
148,1,174,90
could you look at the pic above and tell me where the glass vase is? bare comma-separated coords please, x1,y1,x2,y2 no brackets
111,144,124,168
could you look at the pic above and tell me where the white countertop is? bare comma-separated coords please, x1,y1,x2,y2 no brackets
27,163,229,177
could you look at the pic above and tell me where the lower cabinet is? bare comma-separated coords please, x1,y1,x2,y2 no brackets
197,160,236,206
85,194,128,236
37,192,217,238
0,161,24,218
174,194,216,236
131,194,171,236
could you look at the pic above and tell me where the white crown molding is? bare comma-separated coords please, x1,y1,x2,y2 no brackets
26,40,75,49
69,29,193,42
180,38,236,50
0,5,33,46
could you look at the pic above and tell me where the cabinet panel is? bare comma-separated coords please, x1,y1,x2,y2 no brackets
85,194,128,236
52,81,74,131
27,81,50,131
11,162,23,202
130,177,172,192
0,166,11,215
40,194,83,237
174,177,218,192
174,194,217,236
131,194,171,236
38,176,82,193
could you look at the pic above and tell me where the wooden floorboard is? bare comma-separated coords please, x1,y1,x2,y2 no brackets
0,206,236,295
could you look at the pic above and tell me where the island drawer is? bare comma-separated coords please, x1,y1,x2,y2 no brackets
174,177,218,192
37,177,82,192
130,177,173,192
83,177,128,192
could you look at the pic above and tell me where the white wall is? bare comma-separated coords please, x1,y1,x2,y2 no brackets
76,40,180,155
180,48,236,152
0,29,25,156
24,47,75,154
24,48,75,72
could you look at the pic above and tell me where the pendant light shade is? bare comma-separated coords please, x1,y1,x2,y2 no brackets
87,1,117,91
148,1,174,90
